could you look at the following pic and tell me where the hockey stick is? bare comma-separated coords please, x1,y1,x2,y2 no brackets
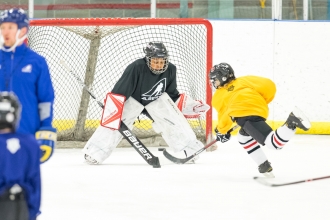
59,60,161,168
254,175,330,187
161,124,239,164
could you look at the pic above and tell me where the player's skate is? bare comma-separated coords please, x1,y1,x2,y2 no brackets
84,154,100,165
258,160,275,178
284,107,311,131
183,139,204,163
183,150,198,163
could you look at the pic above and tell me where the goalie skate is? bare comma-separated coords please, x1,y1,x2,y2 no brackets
284,107,311,131
84,154,100,165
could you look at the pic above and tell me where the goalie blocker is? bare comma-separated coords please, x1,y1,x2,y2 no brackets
100,92,126,130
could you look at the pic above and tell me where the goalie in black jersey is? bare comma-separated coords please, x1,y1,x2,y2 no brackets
83,42,210,165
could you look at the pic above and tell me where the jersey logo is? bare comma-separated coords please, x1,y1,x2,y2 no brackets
22,64,32,73
6,138,20,154
227,85,235,91
141,78,166,101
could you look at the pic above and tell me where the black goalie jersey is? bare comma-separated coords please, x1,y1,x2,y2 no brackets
112,58,180,106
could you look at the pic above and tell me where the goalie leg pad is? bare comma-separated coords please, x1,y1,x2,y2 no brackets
82,97,144,163
146,92,198,153
242,121,273,146
121,97,145,127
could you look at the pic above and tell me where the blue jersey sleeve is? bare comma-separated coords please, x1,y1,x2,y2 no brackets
37,57,55,128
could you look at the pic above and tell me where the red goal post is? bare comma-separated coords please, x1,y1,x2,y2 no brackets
28,18,213,146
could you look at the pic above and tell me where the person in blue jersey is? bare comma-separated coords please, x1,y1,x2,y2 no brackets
0,92,41,220
0,8,56,163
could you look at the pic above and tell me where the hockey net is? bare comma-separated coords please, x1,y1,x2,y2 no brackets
28,18,213,146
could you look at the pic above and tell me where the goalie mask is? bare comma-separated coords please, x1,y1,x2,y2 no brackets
0,92,21,131
209,63,235,89
143,42,169,75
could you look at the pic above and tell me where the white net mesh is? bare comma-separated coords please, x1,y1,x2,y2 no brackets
28,18,212,145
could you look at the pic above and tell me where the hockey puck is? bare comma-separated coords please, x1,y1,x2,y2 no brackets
158,148,165,151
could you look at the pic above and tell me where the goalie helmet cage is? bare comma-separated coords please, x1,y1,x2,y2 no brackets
28,18,213,146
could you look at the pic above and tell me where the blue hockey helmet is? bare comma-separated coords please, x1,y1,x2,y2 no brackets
0,92,21,131
0,8,29,29
209,63,235,89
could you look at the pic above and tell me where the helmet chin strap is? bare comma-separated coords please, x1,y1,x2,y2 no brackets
0,29,27,52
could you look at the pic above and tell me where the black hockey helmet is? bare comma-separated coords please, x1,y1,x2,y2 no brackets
209,63,235,89
143,41,169,75
0,92,21,131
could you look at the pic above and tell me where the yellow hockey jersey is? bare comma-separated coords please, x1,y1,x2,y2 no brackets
212,75,276,134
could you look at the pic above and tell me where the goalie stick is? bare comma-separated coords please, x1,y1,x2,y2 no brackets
60,60,161,168
254,175,330,187
161,125,239,164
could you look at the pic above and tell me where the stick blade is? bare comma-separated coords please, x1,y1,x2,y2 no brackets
150,157,161,168
163,149,192,164
253,176,275,187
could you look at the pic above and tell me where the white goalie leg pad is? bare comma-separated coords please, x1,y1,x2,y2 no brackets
82,97,144,163
146,92,202,153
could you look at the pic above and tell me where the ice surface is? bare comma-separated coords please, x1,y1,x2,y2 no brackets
38,135,330,220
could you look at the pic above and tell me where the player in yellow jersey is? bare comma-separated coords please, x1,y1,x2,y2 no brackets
209,63,311,177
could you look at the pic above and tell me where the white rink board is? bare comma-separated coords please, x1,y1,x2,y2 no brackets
210,20,330,122
273,21,330,122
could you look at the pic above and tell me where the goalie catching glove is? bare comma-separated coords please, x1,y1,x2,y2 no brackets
36,126,57,163
175,93,210,118
215,128,231,143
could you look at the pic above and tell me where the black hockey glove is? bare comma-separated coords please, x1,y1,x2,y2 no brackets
215,128,231,143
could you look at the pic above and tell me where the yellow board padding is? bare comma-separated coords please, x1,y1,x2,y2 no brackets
211,120,330,135
269,121,330,134
53,119,205,132
52,119,155,131
53,119,330,135
50,119,150,132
